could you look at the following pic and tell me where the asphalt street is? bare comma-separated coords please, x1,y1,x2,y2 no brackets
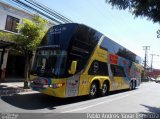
0,82,160,119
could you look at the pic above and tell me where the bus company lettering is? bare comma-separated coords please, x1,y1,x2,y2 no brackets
50,27,66,34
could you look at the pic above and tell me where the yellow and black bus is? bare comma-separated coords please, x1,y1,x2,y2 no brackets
30,23,143,98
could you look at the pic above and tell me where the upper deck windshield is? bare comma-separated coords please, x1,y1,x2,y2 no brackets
31,24,78,77
31,23,102,77
31,48,67,77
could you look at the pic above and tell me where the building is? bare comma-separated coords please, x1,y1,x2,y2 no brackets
0,1,55,81
146,69,160,79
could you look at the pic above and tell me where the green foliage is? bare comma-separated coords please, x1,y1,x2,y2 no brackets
15,15,48,54
106,0,160,23
0,31,16,42
13,15,49,79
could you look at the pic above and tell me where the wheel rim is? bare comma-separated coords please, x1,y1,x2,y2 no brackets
102,83,107,94
90,84,97,96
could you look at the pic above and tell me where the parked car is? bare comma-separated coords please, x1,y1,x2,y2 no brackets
155,76,160,83
150,77,156,82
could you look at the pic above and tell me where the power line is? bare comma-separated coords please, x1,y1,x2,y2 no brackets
3,0,32,14
28,0,73,23
24,0,72,23
10,0,73,24
11,0,62,24
24,0,67,23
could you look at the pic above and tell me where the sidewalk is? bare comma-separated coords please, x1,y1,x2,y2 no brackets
0,82,32,96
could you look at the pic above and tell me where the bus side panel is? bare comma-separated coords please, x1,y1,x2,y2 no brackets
117,56,142,89
78,74,90,96
108,53,142,91
65,75,80,97
78,42,109,96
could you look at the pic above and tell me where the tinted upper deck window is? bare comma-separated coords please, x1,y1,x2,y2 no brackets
100,37,141,63
68,25,102,72
40,24,78,50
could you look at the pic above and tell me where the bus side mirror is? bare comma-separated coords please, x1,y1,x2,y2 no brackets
69,61,77,74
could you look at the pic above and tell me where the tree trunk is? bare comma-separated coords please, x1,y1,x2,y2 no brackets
24,53,32,80
24,55,29,80
24,52,32,89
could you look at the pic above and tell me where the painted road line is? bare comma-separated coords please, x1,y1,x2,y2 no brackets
60,83,156,111
61,88,151,113
59,90,139,110
61,94,131,113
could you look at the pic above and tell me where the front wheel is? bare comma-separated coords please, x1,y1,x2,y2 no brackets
89,82,98,98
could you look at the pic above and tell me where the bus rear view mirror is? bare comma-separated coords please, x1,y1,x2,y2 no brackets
69,61,77,74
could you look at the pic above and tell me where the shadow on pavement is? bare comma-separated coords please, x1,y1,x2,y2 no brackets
140,104,160,113
1,93,89,110
0,88,132,110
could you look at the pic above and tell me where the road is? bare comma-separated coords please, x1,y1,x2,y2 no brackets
0,82,160,118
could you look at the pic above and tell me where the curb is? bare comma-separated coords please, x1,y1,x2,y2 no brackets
0,83,33,96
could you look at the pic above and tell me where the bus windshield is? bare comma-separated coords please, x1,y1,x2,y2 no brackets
31,49,67,77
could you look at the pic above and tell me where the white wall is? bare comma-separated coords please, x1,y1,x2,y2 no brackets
0,1,33,32
0,1,55,32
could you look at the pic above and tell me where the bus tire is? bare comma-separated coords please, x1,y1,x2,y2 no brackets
133,80,136,90
89,82,98,98
101,81,109,96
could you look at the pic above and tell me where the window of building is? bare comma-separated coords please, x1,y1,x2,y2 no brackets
111,64,126,77
5,15,20,33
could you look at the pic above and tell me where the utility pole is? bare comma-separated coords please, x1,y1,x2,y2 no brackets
143,46,150,76
150,54,159,71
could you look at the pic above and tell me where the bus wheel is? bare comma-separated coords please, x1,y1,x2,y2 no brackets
89,82,98,98
101,82,109,96
129,81,133,90
133,81,136,90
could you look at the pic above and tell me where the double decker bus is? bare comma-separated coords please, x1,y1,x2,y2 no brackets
30,23,142,98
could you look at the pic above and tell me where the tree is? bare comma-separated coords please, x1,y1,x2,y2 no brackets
14,15,48,82
0,31,16,41
106,0,160,23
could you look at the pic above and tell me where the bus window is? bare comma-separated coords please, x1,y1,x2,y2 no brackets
111,64,126,77
100,37,140,63
32,49,67,77
88,60,109,76
68,25,101,73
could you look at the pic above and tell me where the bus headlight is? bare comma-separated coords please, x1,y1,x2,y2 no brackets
43,85,49,88
52,83,65,89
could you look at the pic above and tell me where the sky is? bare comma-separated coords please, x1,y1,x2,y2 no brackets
39,0,160,69
5,0,160,69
